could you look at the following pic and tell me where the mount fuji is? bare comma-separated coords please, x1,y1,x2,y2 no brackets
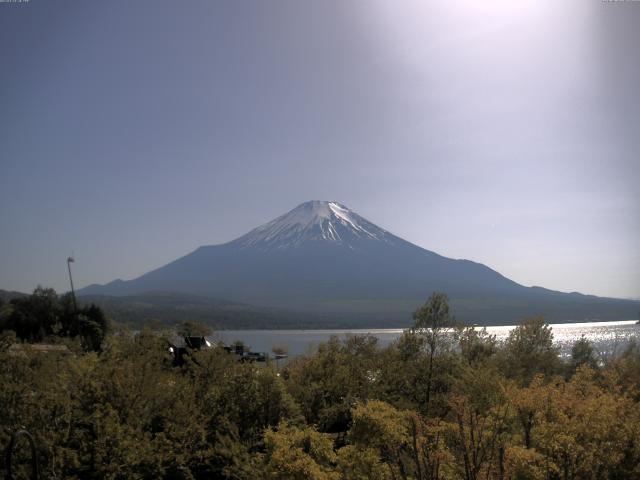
78,201,639,325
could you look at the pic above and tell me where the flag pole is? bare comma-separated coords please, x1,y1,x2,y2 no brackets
67,256,77,312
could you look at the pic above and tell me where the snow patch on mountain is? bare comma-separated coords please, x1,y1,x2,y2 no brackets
233,200,396,249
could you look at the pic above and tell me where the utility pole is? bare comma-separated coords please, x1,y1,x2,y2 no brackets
67,256,77,312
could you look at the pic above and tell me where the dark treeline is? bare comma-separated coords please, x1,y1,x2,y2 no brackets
0,286,108,352
1,291,639,479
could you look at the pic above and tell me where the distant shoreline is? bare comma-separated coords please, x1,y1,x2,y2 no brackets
210,319,640,332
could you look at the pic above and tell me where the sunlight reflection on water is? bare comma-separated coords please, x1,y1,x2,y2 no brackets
215,320,640,358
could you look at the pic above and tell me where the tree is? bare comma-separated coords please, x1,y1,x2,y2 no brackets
612,340,640,401
347,400,409,477
177,320,212,338
336,444,391,480
262,422,339,480
406,412,453,480
342,401,453,480
0,288,109,351
6,287,60,341
411,292,456,416
284,335,379,432
2,294,639,479
448,365,510,480
78,304,109,352
501,316,560,385
533,367,640,479
569,335,599,375
508,375,551,450
458,326,497,366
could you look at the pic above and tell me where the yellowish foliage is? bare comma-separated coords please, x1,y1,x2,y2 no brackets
263,422,339,480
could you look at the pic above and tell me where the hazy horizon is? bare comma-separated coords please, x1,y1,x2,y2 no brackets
1,0,639,299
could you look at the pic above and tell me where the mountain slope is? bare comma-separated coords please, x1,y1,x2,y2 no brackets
78,201,640,325
0,289,29,303
77,291,345,329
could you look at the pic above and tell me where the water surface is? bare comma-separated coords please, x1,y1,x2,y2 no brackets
214,320,640,358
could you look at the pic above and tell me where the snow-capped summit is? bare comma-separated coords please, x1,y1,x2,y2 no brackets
233,200,396,249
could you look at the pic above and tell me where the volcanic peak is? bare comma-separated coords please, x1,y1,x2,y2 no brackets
232,200,393,249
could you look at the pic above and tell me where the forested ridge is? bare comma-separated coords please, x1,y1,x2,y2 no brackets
1,291,639,479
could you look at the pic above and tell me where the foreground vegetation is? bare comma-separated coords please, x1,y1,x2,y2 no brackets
1,291,639,479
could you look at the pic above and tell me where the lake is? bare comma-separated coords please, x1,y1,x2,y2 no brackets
213,320,640,358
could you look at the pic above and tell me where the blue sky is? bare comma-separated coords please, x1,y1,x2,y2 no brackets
1,0,638,299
